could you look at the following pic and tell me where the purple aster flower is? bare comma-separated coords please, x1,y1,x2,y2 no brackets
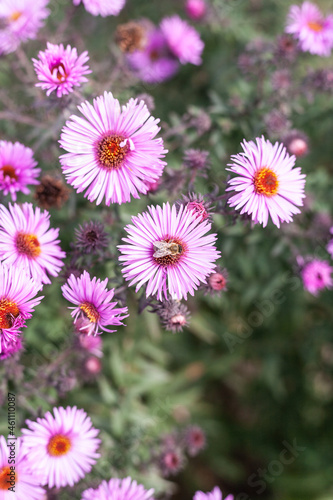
160,15,204,65
81,477,154,500
300,259,333,295
0,203,65,285
286,2,333,57
226,136,306,228
0,141,40,201
0,0,50,55
61,271,128,335
32,42,91,98
0,263,42,356
127,28,179,84
184,425,206,456
21,406,101,489
118,202,220,301
0,435,45,499
73,0,125,17
159,447,185,477
59,91,167,205
194,487,233,500
74,221,109,254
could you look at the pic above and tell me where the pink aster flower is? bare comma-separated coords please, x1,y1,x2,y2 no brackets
160,15,204,65
118,202,220,301
0,435,45,499
0,203,65,285
0,263,42,356
73,0,125,17
59,91,167,205
61,271,128,335
286,2,333,57
0,141,40,201
226,136,306,228
186,0,207,20
0,336,23,360
81,476,154,500
0,0,49,55
21,406,101,489
32,42,91,98
127,28,180,84
194,487,233,500
301,259,333,295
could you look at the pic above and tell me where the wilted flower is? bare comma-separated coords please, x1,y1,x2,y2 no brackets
0,263,42,355
0,140,40,201
184,425,206,456
300,259,333,295
154,299,190,333
264,109,291,137
118,202,220,301
271,69,292,93
127,28,180,83
21,406,101,488
286,1,333,57
226,136,306,228
274,34,299,62
0,203,65,285
177,193,214,223
81,477,154,500
183,149,210,174
160,15,204,65
74,221,109,254
60,91,167,205
281,130,309,158
61,271,128,335
186,0,207,20
34,174,70,209
194,487,233,500
159,447,185,477
115,21,147,53
0,0,50,55
0,435,45,499
32,42,91,97
73,0,125,17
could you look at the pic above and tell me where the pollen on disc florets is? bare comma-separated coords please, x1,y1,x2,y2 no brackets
15,232,41,258
0,298,20,330
80,301,100,323
96,134,130,169
153,237,186,267
47,434,72,457
253,167,279,196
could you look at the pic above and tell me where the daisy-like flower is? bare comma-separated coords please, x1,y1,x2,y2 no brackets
61,271,128,335
194,487,233,500
118,202,220,301
81,477,154,500
285,2,333,57
21,406,101,489
73,0,125,17
0,435,45,499
59,91,167,205
226,136,306,228
0,263,42,355
300,259,333,295
32,42,91,98
0,141,40,202
0,203,65,285
0,0,50,56
127,28,180,84
160,15,204,65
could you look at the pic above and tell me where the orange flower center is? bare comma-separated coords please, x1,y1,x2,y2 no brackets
153,237,185,267
0,298,20,329
97,135,130,169
8,11,22,22
1,165,18,180
16,233,41,258
80,301,100,323
150,49,160,61
307,21,324,32
253,167,279,196
0,466,14,490
50,62,68,81
47,434,72,457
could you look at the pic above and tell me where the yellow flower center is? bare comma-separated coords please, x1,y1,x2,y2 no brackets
97,135,130,169
1,165,18,180
8,11,22,22
0,298,20,330
47,434,72,457
253,167,279,196
80,301,100,323
307,21,324,32
16,233,41,258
